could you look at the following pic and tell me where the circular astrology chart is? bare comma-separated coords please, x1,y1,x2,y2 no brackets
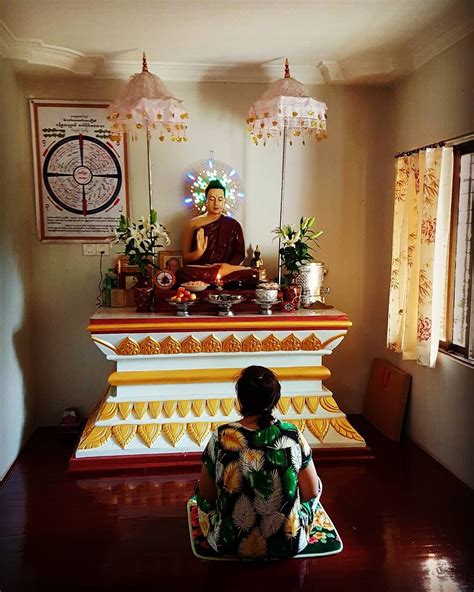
42,134,122,215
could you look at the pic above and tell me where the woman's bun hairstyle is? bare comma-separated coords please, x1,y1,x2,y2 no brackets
236,366,281,428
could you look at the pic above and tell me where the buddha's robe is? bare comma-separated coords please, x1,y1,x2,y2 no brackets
192,216,245,266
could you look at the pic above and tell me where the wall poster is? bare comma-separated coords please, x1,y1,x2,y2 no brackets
30,100,130,242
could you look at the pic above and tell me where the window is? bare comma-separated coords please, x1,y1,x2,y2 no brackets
440,141,474,363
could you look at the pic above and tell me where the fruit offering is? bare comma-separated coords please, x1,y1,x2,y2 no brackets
170,286,197,303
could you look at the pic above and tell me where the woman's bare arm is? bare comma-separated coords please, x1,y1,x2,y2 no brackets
198,464,217,501
298,461,320,502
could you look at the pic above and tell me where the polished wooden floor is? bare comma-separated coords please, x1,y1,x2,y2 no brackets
0,417,473,592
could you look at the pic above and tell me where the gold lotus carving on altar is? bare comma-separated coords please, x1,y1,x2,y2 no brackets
77,415,363,451
201,334,222,352
100,332,346,356
140,336,160,355
223,334,241,352
96,395,341,421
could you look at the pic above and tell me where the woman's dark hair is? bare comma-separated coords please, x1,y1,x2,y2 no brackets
235,366,281,428
205,179,226,197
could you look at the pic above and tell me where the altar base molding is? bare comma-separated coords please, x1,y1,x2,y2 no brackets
70,309,368,471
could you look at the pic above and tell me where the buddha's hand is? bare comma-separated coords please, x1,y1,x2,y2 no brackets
196,227,208,255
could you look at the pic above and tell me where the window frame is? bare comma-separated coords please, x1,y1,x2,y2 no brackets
439,140,474,364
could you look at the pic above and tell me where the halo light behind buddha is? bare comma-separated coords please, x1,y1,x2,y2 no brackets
183,158,244,216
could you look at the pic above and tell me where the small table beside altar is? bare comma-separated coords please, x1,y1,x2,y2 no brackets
70,307,368,471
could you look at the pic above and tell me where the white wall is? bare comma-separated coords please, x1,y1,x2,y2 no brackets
0,58,35,480
10,73,392,428
384,33,474,489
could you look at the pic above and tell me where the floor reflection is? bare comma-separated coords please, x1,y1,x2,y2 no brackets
75,472,197,514
422,555,461,592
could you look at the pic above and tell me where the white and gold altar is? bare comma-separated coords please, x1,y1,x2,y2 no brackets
70,305,367,470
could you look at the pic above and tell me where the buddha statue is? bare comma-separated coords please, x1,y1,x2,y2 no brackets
176,180,258,287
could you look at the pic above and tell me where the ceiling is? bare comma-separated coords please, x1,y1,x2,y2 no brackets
0,0,473,83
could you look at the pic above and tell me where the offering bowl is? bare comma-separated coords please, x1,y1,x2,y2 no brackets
253,298,280,315
255,282,280,303
180,281,210,292
166,299,197,317
206,293,246,316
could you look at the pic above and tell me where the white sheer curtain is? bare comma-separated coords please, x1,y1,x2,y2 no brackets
387,147,453,367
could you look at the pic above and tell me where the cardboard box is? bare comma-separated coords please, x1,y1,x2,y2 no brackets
111,289,127,307
362,358,412,441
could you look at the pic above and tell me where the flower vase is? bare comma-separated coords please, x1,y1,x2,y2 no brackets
281,273,301,312
133,275,154,313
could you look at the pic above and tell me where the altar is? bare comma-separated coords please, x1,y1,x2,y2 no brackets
70,306,368,471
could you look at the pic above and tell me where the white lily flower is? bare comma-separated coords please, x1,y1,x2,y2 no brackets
141,217,151,233
270,216,323,272
129,227,143,243
115,209,172,266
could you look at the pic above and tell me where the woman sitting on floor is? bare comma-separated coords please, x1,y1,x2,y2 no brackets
193,365,322,559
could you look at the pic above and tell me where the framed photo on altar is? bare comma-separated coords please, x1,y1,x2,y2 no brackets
30,100,130,242
159,251,183,274
116,255,140,289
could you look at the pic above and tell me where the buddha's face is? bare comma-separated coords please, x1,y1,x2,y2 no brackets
205,189,225,215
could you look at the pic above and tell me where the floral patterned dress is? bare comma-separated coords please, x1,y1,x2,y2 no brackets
194,420,320,559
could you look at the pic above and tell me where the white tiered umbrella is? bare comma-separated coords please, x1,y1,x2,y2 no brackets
108,53,189,213
247,59,327,282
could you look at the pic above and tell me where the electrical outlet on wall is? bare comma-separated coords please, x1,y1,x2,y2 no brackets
83,244,96,256
97,244,110,255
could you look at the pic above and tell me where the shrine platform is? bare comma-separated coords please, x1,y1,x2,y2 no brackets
69,307,370,472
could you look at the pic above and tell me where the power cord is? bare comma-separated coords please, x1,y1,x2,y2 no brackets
96,251,104,308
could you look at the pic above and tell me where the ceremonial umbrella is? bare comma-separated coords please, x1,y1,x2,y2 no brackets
247,59,327,282
107,53,189,214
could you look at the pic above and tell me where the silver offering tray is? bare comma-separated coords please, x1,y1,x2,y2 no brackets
206,293,246,316
165,299,197,317
253,298,280,315
301,286,331,306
